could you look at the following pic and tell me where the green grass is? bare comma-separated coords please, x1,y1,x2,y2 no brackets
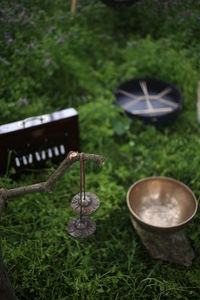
1,0,200,299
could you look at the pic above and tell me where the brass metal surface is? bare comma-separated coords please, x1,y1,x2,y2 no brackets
67,217,96,238
71,192,100,215
127,177,198,231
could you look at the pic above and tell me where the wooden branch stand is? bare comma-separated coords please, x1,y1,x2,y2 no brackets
0,151,104,300
131,217,194,267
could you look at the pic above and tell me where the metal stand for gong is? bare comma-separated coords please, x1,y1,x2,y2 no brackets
67,153,100,238
71,0,77,14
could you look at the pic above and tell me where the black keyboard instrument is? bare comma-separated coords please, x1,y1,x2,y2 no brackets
0,108,79,173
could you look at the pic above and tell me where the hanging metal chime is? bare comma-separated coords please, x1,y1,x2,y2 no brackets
67,153,100,238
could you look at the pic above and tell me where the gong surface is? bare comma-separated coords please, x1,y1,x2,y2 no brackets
127,177,197,231
115,78,182,125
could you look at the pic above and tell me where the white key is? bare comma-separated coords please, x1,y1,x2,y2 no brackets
41,150,46,160
35,152,41,161
60,144,65,155
28,154,33,164
22,156,28,165
54,146,59,156
48,148,53,158
15,157,20,167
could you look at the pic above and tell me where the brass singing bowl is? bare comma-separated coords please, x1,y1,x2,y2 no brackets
127,177,198,232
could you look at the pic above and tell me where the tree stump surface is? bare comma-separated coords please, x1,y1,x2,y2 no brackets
131,217,194,267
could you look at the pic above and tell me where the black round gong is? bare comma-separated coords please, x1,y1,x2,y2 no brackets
114,78,183,125
101,0,138,6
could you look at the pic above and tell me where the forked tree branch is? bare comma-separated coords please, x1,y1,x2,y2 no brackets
0,151,104,217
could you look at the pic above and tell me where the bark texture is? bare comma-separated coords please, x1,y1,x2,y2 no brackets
131,217,194,267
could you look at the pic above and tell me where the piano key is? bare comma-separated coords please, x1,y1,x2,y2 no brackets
41,150,46,160
54,146,59,156
28,154,33,164
60,144,65,155
48,148,53,158
22,156,28,165
15,157,20,167
35,152,41,161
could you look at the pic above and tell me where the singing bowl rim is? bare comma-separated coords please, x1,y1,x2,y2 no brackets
127,176,198,231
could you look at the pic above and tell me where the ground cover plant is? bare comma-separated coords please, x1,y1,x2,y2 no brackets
0,0,200,299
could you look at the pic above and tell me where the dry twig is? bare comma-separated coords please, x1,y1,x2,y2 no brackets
0,151,104,217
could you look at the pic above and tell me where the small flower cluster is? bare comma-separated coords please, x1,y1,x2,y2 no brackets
18,97,28,106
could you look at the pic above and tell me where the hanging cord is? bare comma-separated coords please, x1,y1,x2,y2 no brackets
79,153,86,222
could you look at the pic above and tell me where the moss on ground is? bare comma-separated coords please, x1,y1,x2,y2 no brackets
0,0,200,299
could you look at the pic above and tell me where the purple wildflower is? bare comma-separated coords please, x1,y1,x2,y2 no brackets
7,37,13,44
20,10,25,17
14,4,19,11
4,32,14,44
45,58,52,67
27,43,34,49
18,97,28,106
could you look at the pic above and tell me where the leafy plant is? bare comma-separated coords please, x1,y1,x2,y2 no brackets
0,0,200,299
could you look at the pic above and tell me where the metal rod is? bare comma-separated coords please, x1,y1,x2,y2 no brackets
83,157,86,200
80,153,83,222
116,90,146,109
117,86,178,111
133,107,173,115
197,81,200,123
122,97,145,109
116,89,138,99
154,87,172,99
152,97,178,108
140,81,154,110
71,0,77,14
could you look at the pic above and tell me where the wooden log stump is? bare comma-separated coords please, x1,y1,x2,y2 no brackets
131,217,194,267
